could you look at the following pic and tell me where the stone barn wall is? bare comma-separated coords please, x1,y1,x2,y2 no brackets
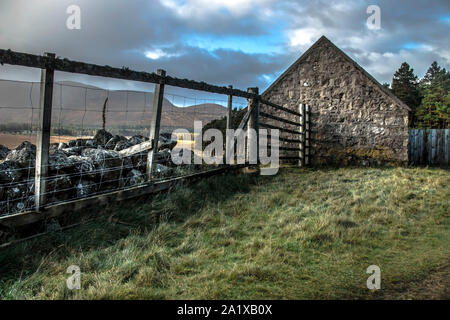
261,36,410,166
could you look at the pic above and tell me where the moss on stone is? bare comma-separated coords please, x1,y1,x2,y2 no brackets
317,145,406,166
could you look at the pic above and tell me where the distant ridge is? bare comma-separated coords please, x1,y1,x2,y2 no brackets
0,80,227,129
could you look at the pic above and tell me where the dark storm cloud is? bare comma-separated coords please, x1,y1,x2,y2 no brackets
0,0,449,93
0,0,287,93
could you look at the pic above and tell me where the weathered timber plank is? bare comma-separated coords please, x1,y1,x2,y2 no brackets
0,48,257,99
119,140,153,157
260,123,301,136
445,129,449,165
247,87,259,164
260,111,301,127
35,53,55,211
260,98,302,117
305,104,311,165
147,69,166,180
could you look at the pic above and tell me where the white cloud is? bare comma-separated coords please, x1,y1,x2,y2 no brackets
145,49,166,60
354,48,447,83
160,0,273,18
288,28,322,47
145,49,180,60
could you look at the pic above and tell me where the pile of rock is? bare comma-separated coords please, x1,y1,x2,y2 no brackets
0,145,10,160
0,130,190,216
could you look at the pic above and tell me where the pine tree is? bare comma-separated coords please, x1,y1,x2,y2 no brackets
420,61,445,87
391,62,422,126
415,62,450,128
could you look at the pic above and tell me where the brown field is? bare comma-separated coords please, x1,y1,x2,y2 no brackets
0,134,91,149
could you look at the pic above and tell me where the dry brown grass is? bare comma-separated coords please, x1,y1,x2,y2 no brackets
0,134,92,149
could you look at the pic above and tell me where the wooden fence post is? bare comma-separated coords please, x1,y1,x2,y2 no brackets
226,85,233,130
35,52,55,211
226,85,233,164
305,104,310,166
299,104,305,167
147,69,166,180
247,87,259,164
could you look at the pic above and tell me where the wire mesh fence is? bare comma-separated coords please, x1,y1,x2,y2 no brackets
0,79,39,216
0,78,250,217
151,87,248,181
0,80,160,216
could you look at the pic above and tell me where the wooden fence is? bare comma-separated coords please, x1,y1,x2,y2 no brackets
0,48,310,229
409,129,449,166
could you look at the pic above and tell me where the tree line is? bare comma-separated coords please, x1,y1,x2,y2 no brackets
385,61,449,129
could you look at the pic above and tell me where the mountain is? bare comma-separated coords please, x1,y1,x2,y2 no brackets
0,80,227,130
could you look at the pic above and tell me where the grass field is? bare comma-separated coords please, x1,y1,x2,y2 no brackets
0,166,448,299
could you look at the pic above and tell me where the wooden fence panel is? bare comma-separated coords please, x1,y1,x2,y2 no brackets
409,129,449,166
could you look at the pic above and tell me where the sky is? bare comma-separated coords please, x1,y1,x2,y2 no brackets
0,0,449,103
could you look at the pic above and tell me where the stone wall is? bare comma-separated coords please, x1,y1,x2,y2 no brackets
261,37,410,166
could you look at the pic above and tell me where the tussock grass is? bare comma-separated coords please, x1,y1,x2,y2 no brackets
0,166,448,299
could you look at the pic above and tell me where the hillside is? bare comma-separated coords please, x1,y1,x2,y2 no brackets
0,80,227,130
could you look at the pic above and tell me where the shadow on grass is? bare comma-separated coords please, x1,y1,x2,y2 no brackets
0,169,278,283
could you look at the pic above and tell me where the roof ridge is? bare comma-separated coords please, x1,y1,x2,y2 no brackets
262,35,411,112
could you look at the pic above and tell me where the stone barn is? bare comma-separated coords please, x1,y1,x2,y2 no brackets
261,36,410,166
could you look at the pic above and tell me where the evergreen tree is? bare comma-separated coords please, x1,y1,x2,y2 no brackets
391,62,422,126
415,62,450,128
420,61,445,87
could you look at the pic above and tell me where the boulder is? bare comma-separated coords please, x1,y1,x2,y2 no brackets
67,139,97,148
128,135,148,146
15,141,36,152
82,148,122,166
0,144,11,160
46,175,73,201
49,150,75,174
6,195,34,214
159,132,172,141
93,129,113,146
6,182,31,201
61,147,83,156
75,180,97,198
85,139,97,148
130,153,148,171
50,143,60,151
121,169,146,187
114,140,133,152
158,133,177,150
68,156,96,178
68,139,85,148
155,164,169,175
158,140,177,151
105,135,128,150
154,148,171,165
0,160,23,183
5,141,36,167
81,148,124,181
58,142,69,149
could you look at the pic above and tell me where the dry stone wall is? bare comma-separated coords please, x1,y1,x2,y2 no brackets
261,37,409,166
